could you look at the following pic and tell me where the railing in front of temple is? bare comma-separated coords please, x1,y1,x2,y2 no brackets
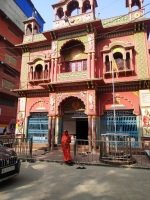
74,139,150,169
1,136,150,169
0,136,33,158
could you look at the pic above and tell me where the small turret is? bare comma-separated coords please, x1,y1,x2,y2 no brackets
23,14,41,36
126,0,144,13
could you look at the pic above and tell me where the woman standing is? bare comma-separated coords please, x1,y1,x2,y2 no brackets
61,130,72,165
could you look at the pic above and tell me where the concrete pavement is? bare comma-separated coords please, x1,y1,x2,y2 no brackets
0,161,150,200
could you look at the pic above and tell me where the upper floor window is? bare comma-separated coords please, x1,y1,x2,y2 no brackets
28,62,50,82
113,52,124,71
65,60,87,72
35,64,43,79
83,0,91,13
66,1,79,17
101,41,134,78
26,24,32,35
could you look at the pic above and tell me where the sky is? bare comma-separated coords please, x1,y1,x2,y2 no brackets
31,0,150,31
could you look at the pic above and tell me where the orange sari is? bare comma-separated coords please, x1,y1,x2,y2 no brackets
61,133,72,162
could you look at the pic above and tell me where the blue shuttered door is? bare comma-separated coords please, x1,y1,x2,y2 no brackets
100,110,138,141
28,113,48,143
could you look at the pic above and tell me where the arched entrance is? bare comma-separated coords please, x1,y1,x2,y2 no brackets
60,97,88,141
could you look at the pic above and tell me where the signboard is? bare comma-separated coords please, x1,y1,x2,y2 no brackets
139,90,150,107
139,90,150,137
64,111,87,118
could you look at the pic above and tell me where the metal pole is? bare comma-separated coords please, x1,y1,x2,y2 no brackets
112,69,116,133
112,67,117,152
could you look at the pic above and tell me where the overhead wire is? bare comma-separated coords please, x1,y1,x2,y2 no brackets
0,1,149,54
0,2,150,89
4,4,149,59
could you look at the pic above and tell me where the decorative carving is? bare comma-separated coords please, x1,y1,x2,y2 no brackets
102,14,130,28
33,34,46,42
58,35,87,57
88,34,94,51
135,32,148,79
52,41,57,58
56,91,87,114
21,52,29,89
65,48,87,61
57,71,87,81
50,95,55,111
89,93,95,110
114,94,120,104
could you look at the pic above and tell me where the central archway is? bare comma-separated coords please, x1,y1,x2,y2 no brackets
59,96,88,141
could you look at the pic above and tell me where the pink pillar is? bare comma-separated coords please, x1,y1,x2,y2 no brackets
92,116,97,152
87,53,91,79
88,116,92,152
47,62,50,80
51,59,54,82
54,58,58,82
130,58,133,70
91,53,95,78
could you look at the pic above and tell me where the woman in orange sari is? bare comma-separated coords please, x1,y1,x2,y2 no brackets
61,130,72,165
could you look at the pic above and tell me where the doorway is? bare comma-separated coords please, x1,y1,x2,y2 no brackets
76,119,88,140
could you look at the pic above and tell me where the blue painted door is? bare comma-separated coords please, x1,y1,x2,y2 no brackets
100,110,138,141
28,113,48,143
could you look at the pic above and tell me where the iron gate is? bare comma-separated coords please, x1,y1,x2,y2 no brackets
100,110,138,141
28,112,48,143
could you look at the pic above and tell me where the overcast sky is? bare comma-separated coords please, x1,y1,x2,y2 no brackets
31,0,150,32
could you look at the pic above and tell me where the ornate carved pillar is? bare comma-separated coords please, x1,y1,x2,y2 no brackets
124,59,126,70
130,49,133,70
87,53,91,79
88,116,92,152
140,0,143,8
51,59,54,82
24,117,28,138
91,53,95,78
54,58,58,82
51,116,56,151
48,116,52,150
129,0,132,12
55,116,62,144
43,64,45,79
32,22,34,34
33,65,35,80
92,116,97,152
47,62,50,80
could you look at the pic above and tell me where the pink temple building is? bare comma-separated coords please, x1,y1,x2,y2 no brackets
14,0,150,149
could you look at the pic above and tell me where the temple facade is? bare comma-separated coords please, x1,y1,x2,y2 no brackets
14,0,150,149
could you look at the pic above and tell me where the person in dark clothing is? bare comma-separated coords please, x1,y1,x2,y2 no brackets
3,127,7,135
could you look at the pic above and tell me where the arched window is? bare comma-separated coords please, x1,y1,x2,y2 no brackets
66,1,79,17
105,55,110,72
83,0,91,13
28,66,33,80
26,24,32,35
35,64,43,79
33,26,38,34
57,7,64,19
126,52,130,69
113,52,124,70
44,64,48,79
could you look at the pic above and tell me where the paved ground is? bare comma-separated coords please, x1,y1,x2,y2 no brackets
0,161,150,200
30,149,150,169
